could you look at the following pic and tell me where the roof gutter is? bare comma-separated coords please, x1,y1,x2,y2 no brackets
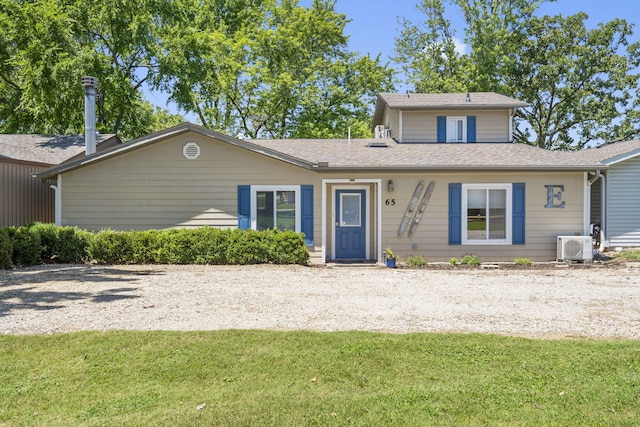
310,164,606,173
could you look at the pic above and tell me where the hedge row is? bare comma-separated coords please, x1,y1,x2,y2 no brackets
0,223,309,269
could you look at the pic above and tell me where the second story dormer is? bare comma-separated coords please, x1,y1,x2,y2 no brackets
372,92,528,144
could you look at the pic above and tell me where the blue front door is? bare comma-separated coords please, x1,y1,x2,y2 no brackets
335,189,366,259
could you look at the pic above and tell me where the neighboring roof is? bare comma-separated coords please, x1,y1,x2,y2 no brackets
373,92,529,127
570,139,640,165
0,134,121,165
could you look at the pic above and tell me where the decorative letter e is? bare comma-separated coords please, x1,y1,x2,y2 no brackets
545,185,565,208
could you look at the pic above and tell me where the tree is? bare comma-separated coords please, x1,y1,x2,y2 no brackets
2,0,392,140
395,0,640,149
394,0,468,93
155,0,394,139
0,0,180,139
508,13,640,149
0,0,85,134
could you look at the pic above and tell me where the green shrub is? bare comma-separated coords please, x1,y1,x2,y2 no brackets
406,255,427,267
0,225,309,267
0,228,12,269
460,254,481,266
89,230,134,264
130,230,162,264
514,257,532,266
10,226,42,266
28,222,58,260
225,229,270,265
55,227,92,263
448,257,458,265
264,229,309,265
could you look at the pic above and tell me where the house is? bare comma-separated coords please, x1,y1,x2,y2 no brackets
37,92,615,264
0,134,121,227
571,139,640,248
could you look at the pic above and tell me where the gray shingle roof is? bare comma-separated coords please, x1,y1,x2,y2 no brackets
378,92,529,109
372,92,529,130
569,139,640,165
250,138,597,171
36,123,609,180
0,134,119,165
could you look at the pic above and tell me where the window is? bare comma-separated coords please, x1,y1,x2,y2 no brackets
462,184,511,244
437,115,475,143
251,186,300,232
448,117,466,143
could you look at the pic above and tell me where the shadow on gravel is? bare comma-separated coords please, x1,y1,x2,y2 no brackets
0,286,141,317
0,266,151,317
0,265,166,286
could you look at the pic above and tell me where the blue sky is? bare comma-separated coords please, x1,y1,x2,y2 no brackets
311,0,640,64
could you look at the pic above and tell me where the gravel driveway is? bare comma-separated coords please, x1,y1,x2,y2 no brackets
1,264,639,338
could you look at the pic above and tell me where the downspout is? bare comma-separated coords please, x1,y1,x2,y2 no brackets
50,175,62,226
588,170,605,249
509,108,514,142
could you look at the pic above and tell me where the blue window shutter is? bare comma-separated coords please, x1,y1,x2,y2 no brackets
237,185,250,230
301,185,314,246
467,116,476,143
449,183,462,245
512,183,526,244
437,116,446,143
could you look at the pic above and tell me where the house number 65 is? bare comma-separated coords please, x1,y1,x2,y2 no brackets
385,199,396,206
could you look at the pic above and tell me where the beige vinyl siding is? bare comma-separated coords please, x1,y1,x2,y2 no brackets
375,171,585,262
401,109,510,143
381,107,399,139
1,160,55,227
58,128,589,263
606,157,640,246
60,133,324,260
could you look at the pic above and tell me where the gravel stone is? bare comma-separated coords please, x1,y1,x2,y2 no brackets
1,264,639,338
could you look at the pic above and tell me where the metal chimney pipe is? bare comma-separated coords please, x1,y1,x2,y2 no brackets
81,76,98,155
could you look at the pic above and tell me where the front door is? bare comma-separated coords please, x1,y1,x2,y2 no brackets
335,189,366,259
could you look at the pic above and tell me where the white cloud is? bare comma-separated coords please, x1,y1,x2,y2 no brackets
422,37,468,58
453,37,468,55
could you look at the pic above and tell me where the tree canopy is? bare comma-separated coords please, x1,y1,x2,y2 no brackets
395,0,640,150
0,0,393,140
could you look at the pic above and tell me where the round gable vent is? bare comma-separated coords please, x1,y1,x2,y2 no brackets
183,142,200,160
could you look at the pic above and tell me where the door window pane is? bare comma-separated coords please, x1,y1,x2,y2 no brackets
341,194,361,226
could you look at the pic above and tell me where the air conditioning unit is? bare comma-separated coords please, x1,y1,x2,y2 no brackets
557,236,593,262
374,125,386,139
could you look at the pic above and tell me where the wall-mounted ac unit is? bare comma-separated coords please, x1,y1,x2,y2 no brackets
557,236,593,262
374,125,386,138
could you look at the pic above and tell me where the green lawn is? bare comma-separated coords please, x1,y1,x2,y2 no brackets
1,331,638,426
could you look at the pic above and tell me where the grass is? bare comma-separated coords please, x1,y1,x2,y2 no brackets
620,248,640,262
1,331,639,426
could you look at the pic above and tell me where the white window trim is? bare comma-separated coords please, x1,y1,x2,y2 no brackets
448,116,467,143
250,185,301,232
462,183,512,245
